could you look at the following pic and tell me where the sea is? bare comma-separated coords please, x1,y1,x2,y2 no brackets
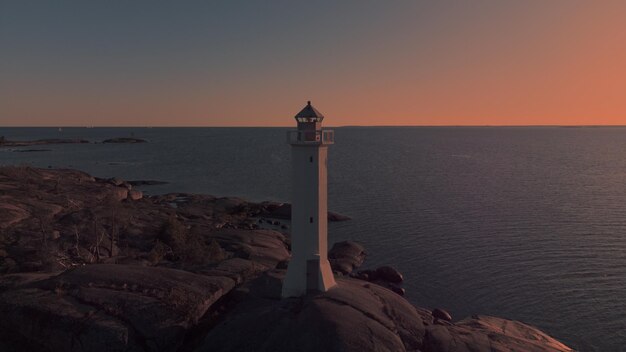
2,126,626,351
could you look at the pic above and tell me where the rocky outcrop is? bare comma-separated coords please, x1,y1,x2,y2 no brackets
349,264,406,296
328,240,366,274
0,166,572,352
0,264,239,352
198,275,572,352
198,277,426,352
374,265,404,283
422,315,573,352
432,308,452,322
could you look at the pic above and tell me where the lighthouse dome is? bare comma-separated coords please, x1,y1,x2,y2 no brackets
295,101,324,123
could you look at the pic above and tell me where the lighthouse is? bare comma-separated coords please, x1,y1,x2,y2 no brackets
281,101,337,298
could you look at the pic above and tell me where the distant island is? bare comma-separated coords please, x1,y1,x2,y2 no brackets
102,137,147,144
0,166,572,352
0,137,89,147
0,137,148,148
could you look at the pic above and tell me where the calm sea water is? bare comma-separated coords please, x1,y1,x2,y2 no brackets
2,126,626,351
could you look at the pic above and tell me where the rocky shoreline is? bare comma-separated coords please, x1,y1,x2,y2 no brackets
0,166,572,352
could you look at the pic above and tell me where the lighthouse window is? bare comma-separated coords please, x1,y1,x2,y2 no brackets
310,217,313,223
309,156,313,163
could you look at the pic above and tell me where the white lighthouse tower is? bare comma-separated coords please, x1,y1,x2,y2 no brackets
281,101,337,298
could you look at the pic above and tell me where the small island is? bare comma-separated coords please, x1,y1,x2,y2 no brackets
0,167,572,352
0,136,149,150
102,137,147,144
0,137,90,147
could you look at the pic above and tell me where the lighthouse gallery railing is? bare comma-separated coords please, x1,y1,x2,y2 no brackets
287,130,334,145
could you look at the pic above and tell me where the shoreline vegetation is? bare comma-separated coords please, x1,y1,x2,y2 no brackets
0,166,572,352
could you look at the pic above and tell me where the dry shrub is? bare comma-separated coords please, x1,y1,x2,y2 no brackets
206,239,226,262
147,240,167,265
158,216,225,264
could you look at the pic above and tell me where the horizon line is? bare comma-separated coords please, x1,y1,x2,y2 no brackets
2,124,626,128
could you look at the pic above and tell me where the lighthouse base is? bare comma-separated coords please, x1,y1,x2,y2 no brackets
281,255,337,298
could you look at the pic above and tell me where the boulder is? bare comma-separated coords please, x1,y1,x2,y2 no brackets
110,187,129,201
108,177,125,186
352,269,376,281
432,308,452,322
328,241,366,275
128,190,143,201
389,285,406,296
375,265,404,283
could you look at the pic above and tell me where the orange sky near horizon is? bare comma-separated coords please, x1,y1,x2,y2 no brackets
1,1,625,127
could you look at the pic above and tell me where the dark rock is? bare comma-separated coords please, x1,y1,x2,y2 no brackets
389,285,406,296
128,190,143,200
108,177,125,186
111,187,129,201
375,265,404,283
328,240,366,275
350,270,371,281
432,308,453,322
355,269,381,281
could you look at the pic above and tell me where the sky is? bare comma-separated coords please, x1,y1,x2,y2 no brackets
1,1,626,127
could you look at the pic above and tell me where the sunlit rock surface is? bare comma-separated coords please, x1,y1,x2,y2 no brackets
422,315,573,352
